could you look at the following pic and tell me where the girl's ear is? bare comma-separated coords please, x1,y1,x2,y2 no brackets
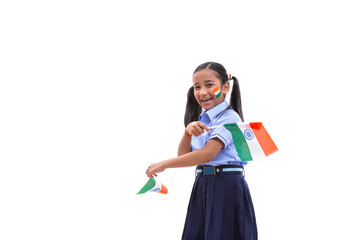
222,81,230,95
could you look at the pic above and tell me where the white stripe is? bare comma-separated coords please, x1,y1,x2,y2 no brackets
222,168,243,172
196,168,243,173
238,124,266,160
150,179,162,192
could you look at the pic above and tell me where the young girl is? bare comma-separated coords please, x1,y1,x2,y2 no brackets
146,62,257,240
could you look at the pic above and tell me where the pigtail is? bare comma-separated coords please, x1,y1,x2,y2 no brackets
229,76,244,122
184,86,202,127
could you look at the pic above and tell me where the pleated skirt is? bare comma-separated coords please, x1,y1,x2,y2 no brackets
182,173,257,240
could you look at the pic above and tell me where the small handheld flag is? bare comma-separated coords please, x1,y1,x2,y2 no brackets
209,122,278,161
137,178,168,195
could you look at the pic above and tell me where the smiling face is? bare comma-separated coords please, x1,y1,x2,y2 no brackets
193,69,230,110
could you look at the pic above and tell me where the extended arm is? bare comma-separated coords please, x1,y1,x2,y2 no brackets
146,138,223,177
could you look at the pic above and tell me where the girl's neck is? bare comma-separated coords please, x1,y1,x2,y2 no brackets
203,100,226,112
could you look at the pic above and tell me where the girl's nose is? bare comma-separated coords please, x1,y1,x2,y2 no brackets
199,88,208,96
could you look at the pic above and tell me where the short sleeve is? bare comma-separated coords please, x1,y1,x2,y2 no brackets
207,110,241,149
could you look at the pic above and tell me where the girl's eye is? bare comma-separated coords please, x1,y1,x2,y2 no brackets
194,86,200,89
206,84,213,87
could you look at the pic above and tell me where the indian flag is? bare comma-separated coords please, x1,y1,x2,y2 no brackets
221,122,278,161
212,87,221,98
137,178,168,195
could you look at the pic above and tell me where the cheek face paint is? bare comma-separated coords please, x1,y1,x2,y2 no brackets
212,87,221,98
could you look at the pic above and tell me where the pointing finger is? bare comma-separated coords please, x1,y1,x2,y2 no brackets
199,122,210,133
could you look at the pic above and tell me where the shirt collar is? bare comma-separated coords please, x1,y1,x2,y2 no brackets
201,101,229,121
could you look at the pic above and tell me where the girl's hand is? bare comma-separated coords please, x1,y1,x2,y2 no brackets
186,121,211,137
146,162,165,178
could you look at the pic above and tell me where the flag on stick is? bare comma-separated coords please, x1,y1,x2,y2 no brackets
210,122,278,161
137,178,168,195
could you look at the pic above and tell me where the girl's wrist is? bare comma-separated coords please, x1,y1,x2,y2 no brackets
161,159,170,170
184,128,191,140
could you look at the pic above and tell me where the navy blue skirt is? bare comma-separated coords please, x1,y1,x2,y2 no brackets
182,170,257,240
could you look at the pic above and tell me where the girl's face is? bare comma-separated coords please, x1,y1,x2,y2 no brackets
193,69,230,110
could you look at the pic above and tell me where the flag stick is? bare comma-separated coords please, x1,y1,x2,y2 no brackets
208,125,223,129
208,123,249,130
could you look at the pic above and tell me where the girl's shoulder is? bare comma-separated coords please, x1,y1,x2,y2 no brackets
215,108,241,125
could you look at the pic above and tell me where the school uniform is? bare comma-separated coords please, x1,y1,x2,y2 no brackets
182,101,257,240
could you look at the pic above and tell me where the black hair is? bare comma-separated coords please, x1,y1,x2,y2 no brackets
184,62,244,127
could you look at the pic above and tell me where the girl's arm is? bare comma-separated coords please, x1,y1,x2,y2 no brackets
146,138,223,177
177,133,192,156
178,121,211,156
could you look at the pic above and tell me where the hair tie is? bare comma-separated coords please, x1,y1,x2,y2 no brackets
227,74,233,80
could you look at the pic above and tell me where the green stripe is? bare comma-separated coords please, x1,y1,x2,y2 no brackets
216,92,221,98
137,178,156,194
224,123,253,161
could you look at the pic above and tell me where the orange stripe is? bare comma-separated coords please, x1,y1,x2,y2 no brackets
250,122,278,156
158,184,168,194
212,87,219,93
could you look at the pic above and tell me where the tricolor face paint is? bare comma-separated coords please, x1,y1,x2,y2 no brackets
212,87,221,98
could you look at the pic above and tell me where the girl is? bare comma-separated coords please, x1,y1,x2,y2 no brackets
146,62,257,240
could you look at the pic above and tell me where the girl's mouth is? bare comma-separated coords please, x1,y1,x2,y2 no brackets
201,97,213,104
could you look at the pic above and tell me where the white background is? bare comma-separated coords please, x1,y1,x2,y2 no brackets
1,0,360,239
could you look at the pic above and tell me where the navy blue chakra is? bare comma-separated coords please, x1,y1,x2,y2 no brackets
244,129,254,140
